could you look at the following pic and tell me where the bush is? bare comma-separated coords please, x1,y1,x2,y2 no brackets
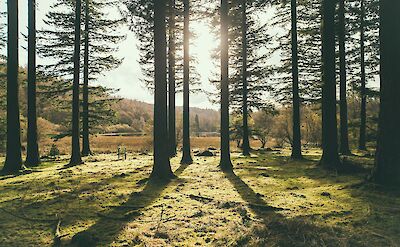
49,144,60,157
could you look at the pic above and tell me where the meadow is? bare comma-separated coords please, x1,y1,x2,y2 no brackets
0,149,399,246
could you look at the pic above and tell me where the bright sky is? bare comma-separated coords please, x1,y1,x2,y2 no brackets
0,0,220,109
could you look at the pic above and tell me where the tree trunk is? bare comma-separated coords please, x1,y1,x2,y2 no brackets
319,0,341,169
372,0,400,186
168,0,177,157
241,0,251,156
69,0,83,166
220,0,233,171
82,0,91,157
290,0,302,160
151,0,175,180
359,0,367,151
181,0,193,164
338,0,351,155
3,0,23,173
26,0,41,167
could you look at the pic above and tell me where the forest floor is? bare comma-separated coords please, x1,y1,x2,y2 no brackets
0,149,399,247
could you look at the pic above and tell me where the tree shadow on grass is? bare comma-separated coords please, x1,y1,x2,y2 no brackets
222,170,391,246
68,162,190,246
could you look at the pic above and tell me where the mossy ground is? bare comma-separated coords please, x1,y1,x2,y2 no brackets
0,149,399,246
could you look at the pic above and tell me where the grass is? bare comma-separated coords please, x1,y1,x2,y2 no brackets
0,149,399,246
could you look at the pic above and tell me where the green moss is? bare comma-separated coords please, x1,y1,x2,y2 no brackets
0,150,398,246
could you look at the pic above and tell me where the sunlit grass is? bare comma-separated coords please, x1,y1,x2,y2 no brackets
0,149,398,246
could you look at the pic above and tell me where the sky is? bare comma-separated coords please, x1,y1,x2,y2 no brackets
0,0,220,109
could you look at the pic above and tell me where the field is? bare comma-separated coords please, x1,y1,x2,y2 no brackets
0,149,399,246
38,136,267,155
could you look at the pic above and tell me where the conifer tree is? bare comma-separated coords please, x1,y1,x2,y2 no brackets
3,0,23,173
26,0,41,167
372,0,400,187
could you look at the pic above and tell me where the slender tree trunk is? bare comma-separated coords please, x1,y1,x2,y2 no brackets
26,0,41,167
181,0,193,164
338,0,351,155
168,0,177,157
241,0,250,156
220,0,233,171
69,0,83,166
319,0,341,169
290,0,302,160
151,0,174,180
372,0,400,186
82,0,91,156
3,0,23,173
359,0,367,151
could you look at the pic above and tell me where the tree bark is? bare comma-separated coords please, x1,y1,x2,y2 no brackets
69,0,83,166
3,0,23,173
372,0,400,186
359,0,367,151
241,0,250,156
26,0,41,167
151,0,175,180
338,0,351,155
181,0,193,164
82,0,91,157
168,0,177,157
319,0,341,169
220,0,233,171
290,0,302,160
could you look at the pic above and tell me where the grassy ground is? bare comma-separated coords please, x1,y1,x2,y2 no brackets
0,149,399,246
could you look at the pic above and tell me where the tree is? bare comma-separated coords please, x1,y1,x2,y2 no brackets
38,0,124,152
253,110,275,149
338,0,351,155
290,0,302,160
220,0,233,171
151,0,175,180
26,0,41,167
181,0,193,164
240,0,250,156
69,0,83,166
358,0,367,151
371,0,400,186
168,0,177,157
319,0,341,169
3,0,23,173
0,12,5,51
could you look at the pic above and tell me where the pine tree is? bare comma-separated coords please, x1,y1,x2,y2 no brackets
338,0,351,155
0,12,5,52
168,0,177,157
151,0,175,180
320,0,341,169
38,0,124,152
180,0,193,164
371,0,400,186
3,0,23,173
26,0,41,167
70,0,83,166
220,0,233,171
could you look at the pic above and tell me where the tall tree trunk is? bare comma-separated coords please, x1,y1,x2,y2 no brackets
151,0,174,180
26,0,41,167
82,0,91,156
168,0,177,157
319,0,341,169
181,0,193,164
359,0,367,151
69,0,83,166
290,0,302,160
338,0,351,155
220,0,233,171
3,0,23,173
372,0,400,186
241,0,250,156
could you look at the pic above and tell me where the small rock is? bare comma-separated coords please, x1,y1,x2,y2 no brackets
195,150,214,157
321,192,331,197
